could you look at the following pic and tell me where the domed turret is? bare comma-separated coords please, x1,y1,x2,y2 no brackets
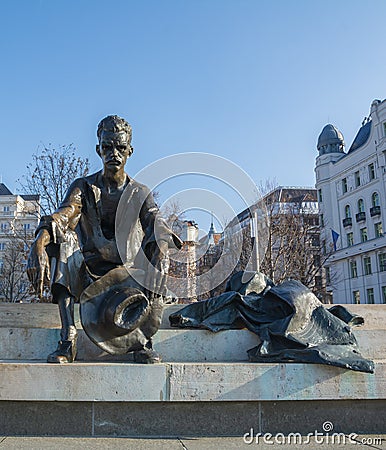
317,124,345,155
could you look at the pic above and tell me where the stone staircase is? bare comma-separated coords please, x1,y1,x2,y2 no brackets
0,303,385,437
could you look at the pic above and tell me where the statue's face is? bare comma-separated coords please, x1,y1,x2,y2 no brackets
98,131,131,172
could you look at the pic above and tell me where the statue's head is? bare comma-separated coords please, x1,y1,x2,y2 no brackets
96,115,134,172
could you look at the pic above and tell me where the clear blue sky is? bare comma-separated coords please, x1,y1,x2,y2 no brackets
1,0,386,229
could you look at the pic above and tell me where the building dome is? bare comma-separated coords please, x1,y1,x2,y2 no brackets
317,124,345,155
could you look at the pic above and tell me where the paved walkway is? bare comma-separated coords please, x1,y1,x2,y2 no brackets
0,436,385,449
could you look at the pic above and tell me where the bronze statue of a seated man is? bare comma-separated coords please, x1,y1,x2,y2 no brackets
27,115,181,363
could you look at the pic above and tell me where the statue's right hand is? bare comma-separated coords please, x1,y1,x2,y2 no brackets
27,230,51,299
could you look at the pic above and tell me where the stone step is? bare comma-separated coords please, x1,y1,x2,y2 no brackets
0,303,385,330
0,359,384,437
0,327,383,361
0,360,384,403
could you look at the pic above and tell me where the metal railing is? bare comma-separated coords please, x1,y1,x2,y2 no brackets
370,206,381,217
342,217,352,227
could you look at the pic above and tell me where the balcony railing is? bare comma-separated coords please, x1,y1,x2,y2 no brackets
356,212,366,222
342,217,352,227
370,206,381,217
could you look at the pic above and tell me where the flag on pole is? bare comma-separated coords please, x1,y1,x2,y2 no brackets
331,229,340,251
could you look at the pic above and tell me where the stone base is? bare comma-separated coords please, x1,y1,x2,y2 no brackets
0,400,385,437
0,304,385,437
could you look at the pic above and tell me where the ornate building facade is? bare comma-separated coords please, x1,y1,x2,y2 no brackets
315,99,386,304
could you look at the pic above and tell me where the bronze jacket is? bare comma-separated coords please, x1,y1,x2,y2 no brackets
37,171,181,278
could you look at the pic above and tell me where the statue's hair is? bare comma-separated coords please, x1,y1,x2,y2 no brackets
97,115,132,143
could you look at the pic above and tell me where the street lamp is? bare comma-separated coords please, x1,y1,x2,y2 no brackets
250,210,259,272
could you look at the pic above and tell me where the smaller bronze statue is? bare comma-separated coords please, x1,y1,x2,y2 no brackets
27,115,181,363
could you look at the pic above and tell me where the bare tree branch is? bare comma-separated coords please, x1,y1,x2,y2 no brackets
18,144,90,216
0,231,35,302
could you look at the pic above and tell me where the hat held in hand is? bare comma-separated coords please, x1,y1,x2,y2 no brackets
80,267,152,354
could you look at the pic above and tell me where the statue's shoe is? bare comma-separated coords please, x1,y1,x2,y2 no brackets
47,340,77,363
133,348,162,364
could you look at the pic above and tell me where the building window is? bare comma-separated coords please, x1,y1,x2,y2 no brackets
382,286,386,304
311,235,320,247
318,189,323,203
3,206,9,212
364,256,372,275
353,290,360,304
372,192,380,207
369,163,375,180
360,227,368,242
366,288,375,304
355,171,361,187
379,253,386,272
325,267,331,285
343,205,352,227
347,232,354,247
375,222,383,238
322,240,326,254
319,214,324,227
0,223,8,231
357,198,365,213
0,243,5,251
342,178,348,194
23,224,30,231
350,260,358,278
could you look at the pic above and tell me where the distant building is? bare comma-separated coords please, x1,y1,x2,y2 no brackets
315,98,386,304
198,220,222,270
168,219,200,302
0,183,40,302
195,220,223,300
223,186,322,294
167,186,322,301
168,218,223,302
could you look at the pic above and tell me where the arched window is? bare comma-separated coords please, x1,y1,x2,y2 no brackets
344,205,351,218
372,192,380,207
358,199,365,213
